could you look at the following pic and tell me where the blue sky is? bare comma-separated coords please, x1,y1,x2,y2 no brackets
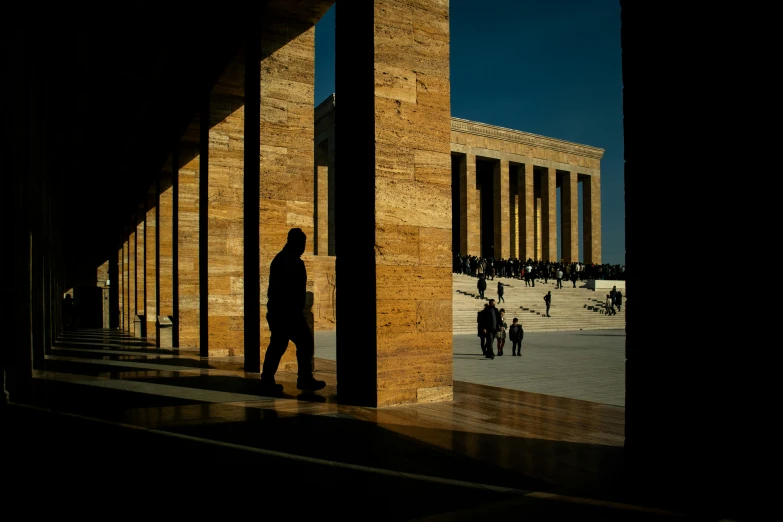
315,0,624,265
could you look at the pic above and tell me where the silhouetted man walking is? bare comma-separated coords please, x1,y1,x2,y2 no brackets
260,228,326,394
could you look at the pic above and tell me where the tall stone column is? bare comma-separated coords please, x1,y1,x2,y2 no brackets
518,163,534,261
562,169,579,263
583,172,602,264
535,197,542,260
327,132,336,255
123,234,130,331
128,227,136,335
336,0,453,407
207,46,245,357
177,114,202,351
158,163,174,333
118,245,124,331
493,159,510,259
541,167,557,261
145,184,157,342
135,204,145,333
315,142,329,255
458,153,479,256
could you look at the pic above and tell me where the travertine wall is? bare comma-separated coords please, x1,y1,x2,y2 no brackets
177,118,201,350
145,185,157,342
562,169,578,263
583,172,601,264
135,205,145,326
158,163,174,321
127,229,135,334
493,159,510,259
122,238,130,331
541,167,556,261
208,48,246,357
519,163,535,261
372,0,453,406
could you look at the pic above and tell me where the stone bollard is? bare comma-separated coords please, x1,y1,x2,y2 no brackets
157,316,173,348
134,315,145,338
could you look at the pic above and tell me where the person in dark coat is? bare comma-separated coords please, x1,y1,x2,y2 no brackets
260,228,326,395
477,274,487,299
478,300,497,359
508,317,524,356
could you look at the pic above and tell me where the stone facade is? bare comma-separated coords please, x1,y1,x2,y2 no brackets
316,109,604,264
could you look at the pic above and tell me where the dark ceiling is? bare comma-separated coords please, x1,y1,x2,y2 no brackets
18,6,270,273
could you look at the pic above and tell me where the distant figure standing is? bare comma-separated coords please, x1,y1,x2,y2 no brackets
543,291,552,317
616,290,623,312
495,308,507,356
260,228,326,395
497,281,505,303
477,274,487,300
508,317,524,356
556,268,564,289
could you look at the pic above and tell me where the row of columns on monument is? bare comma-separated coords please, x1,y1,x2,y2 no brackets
112,0,456,407
455,154,600,264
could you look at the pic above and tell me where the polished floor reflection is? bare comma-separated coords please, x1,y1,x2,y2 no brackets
7,328,719,520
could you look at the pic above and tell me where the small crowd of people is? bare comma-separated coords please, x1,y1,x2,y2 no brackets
477,299,523,359
454,254,626,283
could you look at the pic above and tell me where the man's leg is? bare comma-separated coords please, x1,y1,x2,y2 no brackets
260,322,290,390
289,315,325,390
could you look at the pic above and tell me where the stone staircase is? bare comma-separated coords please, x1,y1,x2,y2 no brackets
452,273,626,334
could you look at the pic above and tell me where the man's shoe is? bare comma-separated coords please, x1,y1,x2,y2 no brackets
297,377,326,391
259,380,284,394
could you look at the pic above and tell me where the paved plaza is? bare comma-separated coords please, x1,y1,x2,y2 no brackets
314,329,626,407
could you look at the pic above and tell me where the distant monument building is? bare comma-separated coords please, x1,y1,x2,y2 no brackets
314,93,603,264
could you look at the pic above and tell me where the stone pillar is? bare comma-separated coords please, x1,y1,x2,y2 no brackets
583,172,602,264
118,245,124,331
327,133,336,256
541,167,557,261
493,159,510,259
177,114,201,351
510,169,518,260
128,227,136,335
207,46,245,357
315,142,329,255
145,184,157,342
535,197,542,260
335,0,453,407
135,204,145,336
518,163,534,261
122,235,130,331
562,169,578,263
458,153,479,256
158,163,174,339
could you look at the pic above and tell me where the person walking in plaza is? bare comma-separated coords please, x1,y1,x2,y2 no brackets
571,268,578,288
544,290,552,317
478,300,497,359
605,293,615,315
259,228,326,395
477,274,487,300
495,308,508,356
497,280,505,303
615,289,623,312
508,317,523,356
556,267,564,289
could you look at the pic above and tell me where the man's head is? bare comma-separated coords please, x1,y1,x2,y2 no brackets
512,317,518,324
286,228,306,257
488,299,496,307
